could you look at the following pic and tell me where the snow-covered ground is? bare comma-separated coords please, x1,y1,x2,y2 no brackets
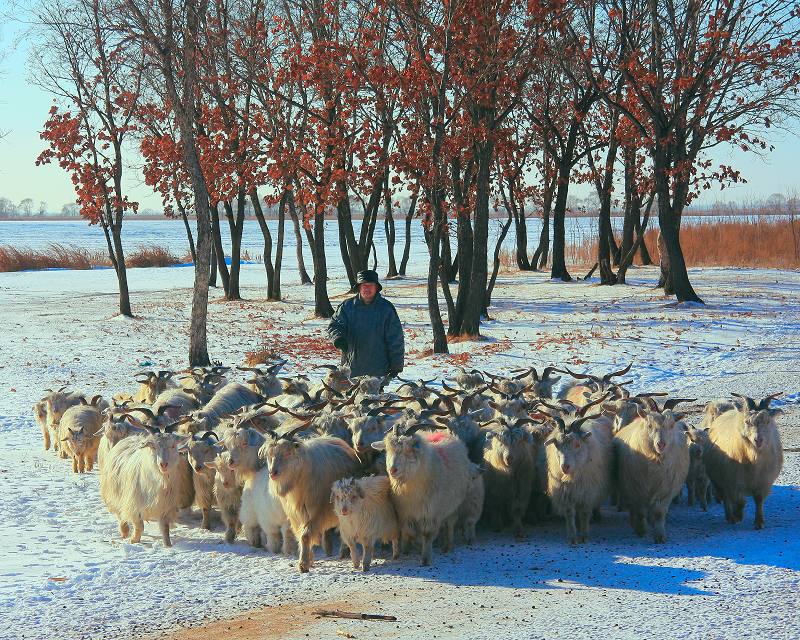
1,262,798,639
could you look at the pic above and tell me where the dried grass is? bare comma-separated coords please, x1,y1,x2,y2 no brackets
0,244,108,272
643,217,800,269
502,216,800,271
126,245,181,268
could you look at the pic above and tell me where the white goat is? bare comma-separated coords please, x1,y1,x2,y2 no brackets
703,394,784,529
373,426,471,566
100,429,195,546
614,410,689,543
331,476,400,571
544,414,612,543
263,430,361,572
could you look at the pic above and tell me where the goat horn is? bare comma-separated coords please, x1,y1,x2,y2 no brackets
321,381,344,398
759,392,783,410
129,407,156,419
602,362,634,382
577,392,612,417
58,384,70,392
564,368,598,381
541,367,560,380
280,423,309,441
510,367,536,381
403,422,432,436
570,414,603,431
731,393,757,412
663,398,697,411
441,382,463,394
267,403,311,420
158,404,183,416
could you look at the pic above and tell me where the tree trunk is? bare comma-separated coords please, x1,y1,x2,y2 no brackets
617,194,653,284
598,204,618,285
486,210,513,311
313,209,334,317
399,193,417,276
210,202,230,297
448,155,474,336
550,122,579,281
620,194,637,266
532,155,556,270
224,194,244,301
287,192,312,284
586,123,620,286
427,197,448,354
273,190,286,300
337,201,356,288
635,214,653,265
250,188,276,300
100,211,133,318
608,226,620,267
384,173,398,278
209,236,217,287
461,140,493,336
550,168,571,281
440,228,454,283
531,205,550,270
110,222,133,316
178,204,197,264
513,210,531,270
653,171,702,302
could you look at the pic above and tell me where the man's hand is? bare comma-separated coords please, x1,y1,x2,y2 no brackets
333,337,348,352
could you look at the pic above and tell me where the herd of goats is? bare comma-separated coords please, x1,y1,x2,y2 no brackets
33,361,785,572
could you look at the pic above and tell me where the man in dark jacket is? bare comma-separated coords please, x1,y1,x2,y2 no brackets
326,270,404,378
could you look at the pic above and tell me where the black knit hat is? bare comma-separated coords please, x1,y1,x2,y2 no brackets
356,269,382,292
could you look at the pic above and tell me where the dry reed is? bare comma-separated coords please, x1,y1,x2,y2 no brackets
126,245,181,268
0,244,108,272
503,216,799,271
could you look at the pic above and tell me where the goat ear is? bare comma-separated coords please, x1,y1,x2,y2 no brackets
371,441,386,451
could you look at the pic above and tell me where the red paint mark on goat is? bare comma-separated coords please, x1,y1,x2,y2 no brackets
425,431,448,444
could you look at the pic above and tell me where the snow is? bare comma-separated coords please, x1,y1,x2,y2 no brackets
0,261,799,639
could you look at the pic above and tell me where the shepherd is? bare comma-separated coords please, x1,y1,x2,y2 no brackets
327,270,404,378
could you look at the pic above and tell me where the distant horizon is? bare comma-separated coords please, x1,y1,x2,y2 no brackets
0,200,797,222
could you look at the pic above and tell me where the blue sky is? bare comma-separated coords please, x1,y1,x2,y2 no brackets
1,17,798,213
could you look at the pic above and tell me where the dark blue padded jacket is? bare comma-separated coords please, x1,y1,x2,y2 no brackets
326,293,404,377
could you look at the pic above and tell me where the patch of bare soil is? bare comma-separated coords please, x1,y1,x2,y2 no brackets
162,598,349,640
